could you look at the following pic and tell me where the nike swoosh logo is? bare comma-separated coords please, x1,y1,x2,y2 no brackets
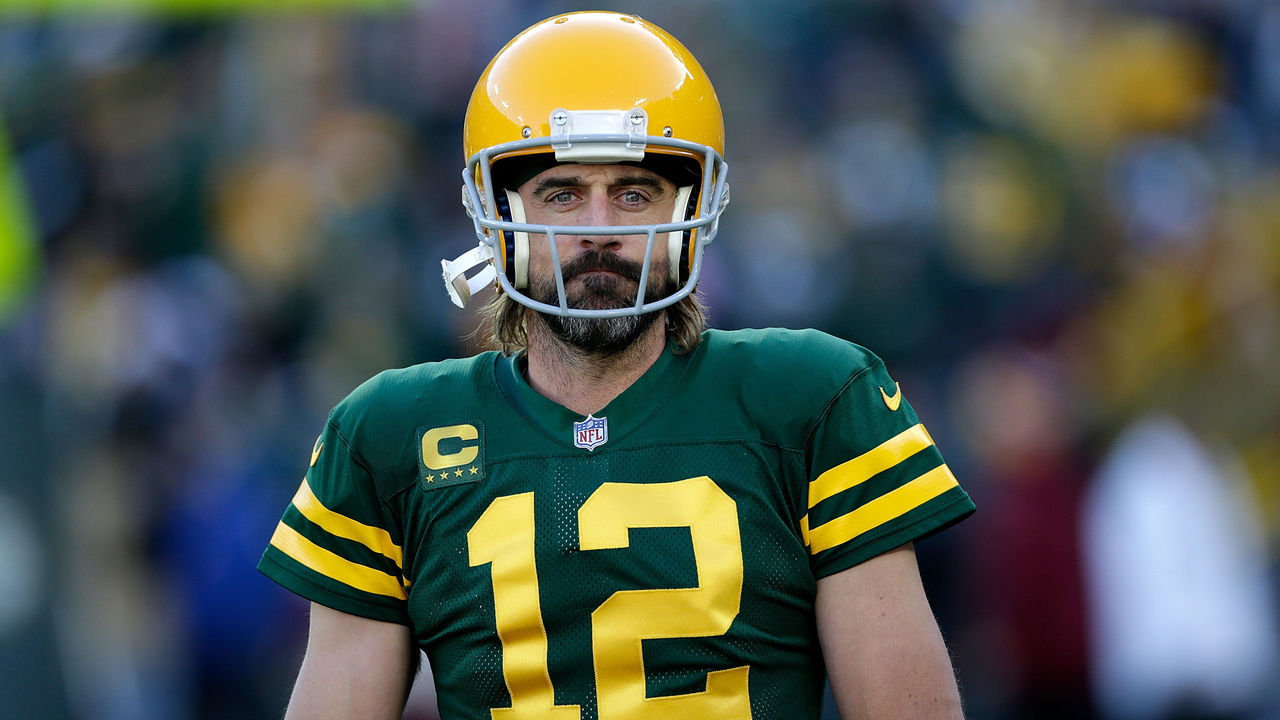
880,383,902,411
310,440,324,467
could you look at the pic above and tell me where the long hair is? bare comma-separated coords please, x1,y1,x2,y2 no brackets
475,290,708,356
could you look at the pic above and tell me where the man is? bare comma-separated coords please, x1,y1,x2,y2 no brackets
259,11,975,720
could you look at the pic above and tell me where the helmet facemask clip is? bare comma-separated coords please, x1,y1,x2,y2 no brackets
550,108,648,162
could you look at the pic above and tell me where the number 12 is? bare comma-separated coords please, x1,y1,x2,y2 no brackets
467,476,752,720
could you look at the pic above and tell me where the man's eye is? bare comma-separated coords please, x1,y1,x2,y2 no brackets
620,190,645,204
550,191,575,204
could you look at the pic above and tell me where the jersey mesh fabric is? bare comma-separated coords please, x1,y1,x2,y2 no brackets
258,327,975,720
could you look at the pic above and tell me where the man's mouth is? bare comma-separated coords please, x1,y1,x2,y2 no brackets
561,250,642,284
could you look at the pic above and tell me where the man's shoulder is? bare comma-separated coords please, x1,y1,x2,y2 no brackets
330,352,500,429
360,353,497,394
683,329,886,438
698,327,881,380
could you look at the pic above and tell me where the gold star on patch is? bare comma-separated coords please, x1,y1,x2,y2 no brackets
425,474,435,482
469,466,479,475
454,468,464,478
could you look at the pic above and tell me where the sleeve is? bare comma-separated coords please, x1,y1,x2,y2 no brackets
802,358,975,579
257,417,410,624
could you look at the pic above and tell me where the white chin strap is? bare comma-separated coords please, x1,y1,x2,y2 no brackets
441,244,496,308
439,190,529,307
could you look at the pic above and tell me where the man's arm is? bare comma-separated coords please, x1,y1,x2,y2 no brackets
816,543,964,720
284,602,416,720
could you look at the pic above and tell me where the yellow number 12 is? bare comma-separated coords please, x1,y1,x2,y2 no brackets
467,477,751,720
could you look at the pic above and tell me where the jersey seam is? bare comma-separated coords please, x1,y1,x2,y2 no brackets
324,416,414,535
799,361,879,459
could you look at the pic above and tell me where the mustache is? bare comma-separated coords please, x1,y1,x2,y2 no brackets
560,250,644,283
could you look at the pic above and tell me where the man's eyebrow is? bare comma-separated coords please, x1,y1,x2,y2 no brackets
530,174,668,200
613,175,668,194
530,176,585,200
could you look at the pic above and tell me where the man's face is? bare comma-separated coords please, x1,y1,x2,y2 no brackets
516,163,680,353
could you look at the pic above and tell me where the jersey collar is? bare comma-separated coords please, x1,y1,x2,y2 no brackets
495,340,689,449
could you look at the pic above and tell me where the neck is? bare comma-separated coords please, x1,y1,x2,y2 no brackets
525,314,667,416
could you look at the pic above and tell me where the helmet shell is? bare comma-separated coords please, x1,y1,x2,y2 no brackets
463,11,724,172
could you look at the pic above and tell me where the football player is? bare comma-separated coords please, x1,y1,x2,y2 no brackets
260,11,974,719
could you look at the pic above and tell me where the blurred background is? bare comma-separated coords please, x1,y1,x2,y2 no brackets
2,0,1279,718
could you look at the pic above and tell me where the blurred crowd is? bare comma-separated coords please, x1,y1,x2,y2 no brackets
2,1,1279,719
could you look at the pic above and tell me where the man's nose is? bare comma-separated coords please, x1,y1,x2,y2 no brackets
575,191,621,248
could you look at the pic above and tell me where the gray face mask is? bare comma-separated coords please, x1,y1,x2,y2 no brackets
528,248,675,354
443,113,729,319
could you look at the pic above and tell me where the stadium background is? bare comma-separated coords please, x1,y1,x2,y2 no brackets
2,0,1279,718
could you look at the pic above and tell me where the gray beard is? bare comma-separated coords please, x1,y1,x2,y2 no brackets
528,252,673,355
542,306,658,355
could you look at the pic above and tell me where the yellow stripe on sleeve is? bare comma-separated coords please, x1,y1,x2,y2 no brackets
269,521,408,600
806,464,959,554
291,479,403,569
808,424,934,508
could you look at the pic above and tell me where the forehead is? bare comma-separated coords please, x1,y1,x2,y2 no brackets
523,162,672,188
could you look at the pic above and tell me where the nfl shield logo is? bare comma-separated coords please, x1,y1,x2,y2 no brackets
573,414,609,451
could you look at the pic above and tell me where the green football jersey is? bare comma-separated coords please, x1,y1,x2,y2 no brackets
259,327,974,719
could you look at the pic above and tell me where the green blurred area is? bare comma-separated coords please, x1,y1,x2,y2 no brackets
0,121,39,327
0,0,406,13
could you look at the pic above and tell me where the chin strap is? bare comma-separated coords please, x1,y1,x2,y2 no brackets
441,244,497,308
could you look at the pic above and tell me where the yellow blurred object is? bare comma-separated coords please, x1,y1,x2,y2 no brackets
1220,175,1280,294
308,110,412,213
940,136,1063,283
952,4,1216,153
1241,438,1280,543
0,121,40,327
213,154,320,290
45,249,133,400
1091,260,1212,415
950,3,1069,136
1087,16,1217,136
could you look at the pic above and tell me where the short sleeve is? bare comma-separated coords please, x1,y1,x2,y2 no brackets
803,358,975,578
257,418,410,624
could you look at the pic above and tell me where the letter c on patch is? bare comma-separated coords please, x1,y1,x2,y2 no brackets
421,424,479,470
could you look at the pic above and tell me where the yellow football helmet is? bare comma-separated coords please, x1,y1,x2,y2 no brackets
442,11,730,318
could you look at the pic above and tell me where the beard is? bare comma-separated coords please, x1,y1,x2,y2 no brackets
529,249,675,355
